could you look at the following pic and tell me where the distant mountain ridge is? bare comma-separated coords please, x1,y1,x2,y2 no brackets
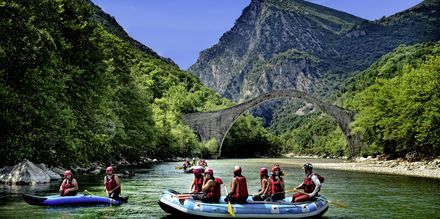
189,0,440,102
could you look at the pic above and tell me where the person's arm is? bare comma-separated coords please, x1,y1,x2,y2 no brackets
262,180,271,197
189,180,196,193
229,178,237,195
295,182,304,190
308,175,322,197
104,177,108,194
256,179,268,196
70,179,78,192
280,177,285,191
59,179,65,192
202,179,214,192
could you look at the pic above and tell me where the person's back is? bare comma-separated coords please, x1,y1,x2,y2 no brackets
252,167,269,201
226,166,249,204
59,170,78,196
190,168,204,193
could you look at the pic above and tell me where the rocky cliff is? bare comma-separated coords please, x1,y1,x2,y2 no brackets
189,0,440,102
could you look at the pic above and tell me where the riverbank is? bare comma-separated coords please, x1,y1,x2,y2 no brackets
259,156,440,179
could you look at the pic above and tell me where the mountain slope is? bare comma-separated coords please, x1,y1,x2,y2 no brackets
189,0,440,102
88,0,177,66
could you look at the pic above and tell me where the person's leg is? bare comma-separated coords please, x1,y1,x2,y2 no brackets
252,195,264,201
192,193,204,200
294,194,310,203
271,193,285,202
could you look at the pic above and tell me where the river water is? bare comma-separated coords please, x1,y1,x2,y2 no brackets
0,158,439,218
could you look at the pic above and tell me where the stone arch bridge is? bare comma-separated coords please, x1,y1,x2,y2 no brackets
183,90,360,158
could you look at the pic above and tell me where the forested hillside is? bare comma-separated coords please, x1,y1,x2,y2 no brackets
343,42,440,158
0,0,281,166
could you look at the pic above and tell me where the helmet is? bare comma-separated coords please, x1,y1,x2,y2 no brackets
303,163,313,170
271,166,280,174
193,168,203,176
260,167,268,176
64,170,72,178
233,166,242,175
204,168,214,176
106,166,114,174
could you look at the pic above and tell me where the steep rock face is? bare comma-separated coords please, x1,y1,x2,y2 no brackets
189,0,440,102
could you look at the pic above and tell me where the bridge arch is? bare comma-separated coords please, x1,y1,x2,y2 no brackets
183,90,360,158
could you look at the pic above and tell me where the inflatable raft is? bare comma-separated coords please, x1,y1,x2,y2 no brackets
22,193,123,206
158,190,329,218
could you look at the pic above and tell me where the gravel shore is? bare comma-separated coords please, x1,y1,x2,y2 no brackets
258,157,440,179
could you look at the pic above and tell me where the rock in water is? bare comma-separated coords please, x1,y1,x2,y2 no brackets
0,160,51,184
37,163,62,181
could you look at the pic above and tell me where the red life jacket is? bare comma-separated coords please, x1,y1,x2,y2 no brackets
231,176,249,199
193,175,203,192
105,174,121,193
268,176,284,198
206,178,223,199
303,173,324,193
61,178,76,196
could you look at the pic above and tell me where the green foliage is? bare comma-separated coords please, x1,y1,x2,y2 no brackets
0,0,276,165
222,114,284,158
351,50,440,157
279,112,347,157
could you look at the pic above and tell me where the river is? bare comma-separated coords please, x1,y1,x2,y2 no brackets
0,158,439,218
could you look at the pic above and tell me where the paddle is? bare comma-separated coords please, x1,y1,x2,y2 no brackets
84,190,94,196
327,200,347,208
175,166,185,170
224,185,235,217
173,192,203,199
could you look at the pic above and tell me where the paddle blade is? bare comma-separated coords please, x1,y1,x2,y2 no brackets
175,166,184,170
227,201,235,217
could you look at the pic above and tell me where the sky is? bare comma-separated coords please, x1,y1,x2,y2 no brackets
91,0,422,70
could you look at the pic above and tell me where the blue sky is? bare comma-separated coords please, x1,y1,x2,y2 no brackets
91,0,422,70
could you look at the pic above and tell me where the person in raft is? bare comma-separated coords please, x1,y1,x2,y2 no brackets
183,159,191,170
224,166,249,204
262,165,285,202
193,168,223,203
292,163,323,203
59,170,78,196
198,159,208,167
252,167,269,201
104,166,128,203
190,168,204,193
273,163,285,176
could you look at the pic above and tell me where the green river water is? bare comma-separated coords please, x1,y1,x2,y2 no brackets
0,158,439,218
